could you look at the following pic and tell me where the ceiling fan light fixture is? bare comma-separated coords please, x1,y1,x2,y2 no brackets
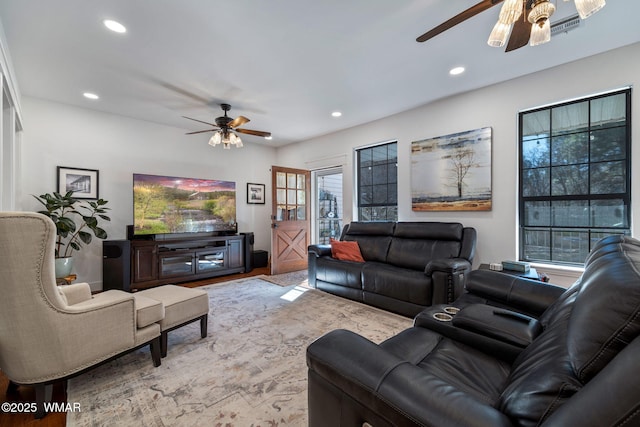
208,132,222,147
498,0,524,24
488,21,512,47
528,0,556,25
530,18,552,46
573,0,606,19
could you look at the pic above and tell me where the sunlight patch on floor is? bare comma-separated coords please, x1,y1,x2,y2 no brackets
280,286,309,302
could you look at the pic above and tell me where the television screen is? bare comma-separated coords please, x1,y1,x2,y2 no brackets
133,173,236,235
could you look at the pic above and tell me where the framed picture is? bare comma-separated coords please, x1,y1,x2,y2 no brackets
57,166,100,199
411,127,492,211
247,183,265,204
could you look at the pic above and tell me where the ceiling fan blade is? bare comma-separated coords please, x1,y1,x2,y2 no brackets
228,115,250,128
416,0,504,43
235,128,271,138
182,116,217,127
186,129,217,135
505,13,532,52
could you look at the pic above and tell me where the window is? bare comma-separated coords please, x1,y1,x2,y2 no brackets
356,141,398,221
519,88,631,265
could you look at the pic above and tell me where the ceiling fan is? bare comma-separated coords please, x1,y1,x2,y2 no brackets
416,0,606,52
183,103,271,149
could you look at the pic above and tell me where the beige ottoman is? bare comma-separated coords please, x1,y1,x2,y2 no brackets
136,285,210,357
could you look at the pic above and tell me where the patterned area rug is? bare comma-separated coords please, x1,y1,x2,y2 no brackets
260,269,308,287
66,278,411,426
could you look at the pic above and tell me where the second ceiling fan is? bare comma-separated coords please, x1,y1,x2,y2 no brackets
416,0,606,52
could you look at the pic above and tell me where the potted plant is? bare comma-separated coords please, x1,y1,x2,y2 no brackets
33,191,111,278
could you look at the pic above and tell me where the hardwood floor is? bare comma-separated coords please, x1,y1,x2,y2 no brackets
0,267,270,427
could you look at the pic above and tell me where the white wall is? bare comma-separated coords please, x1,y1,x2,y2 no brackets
277,42,640,285
20,97,276,289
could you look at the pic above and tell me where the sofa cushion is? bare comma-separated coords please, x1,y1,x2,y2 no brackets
362,262,432,305
381,327,511,406
330,239,365,262
342,222,394,262
386,222,464,270
315,256,363,290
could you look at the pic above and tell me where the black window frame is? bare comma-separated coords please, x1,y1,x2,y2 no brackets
356,141,398,222
518,88,632,266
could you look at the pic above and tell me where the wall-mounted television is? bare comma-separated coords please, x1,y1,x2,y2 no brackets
133,173,236,236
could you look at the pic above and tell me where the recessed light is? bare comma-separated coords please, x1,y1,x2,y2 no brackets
449,66,465,76
83,92,99,100
265,136,273,140
331,111,342,117
103,19,126,33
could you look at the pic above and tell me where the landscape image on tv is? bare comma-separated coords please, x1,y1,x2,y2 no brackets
133,173,236,235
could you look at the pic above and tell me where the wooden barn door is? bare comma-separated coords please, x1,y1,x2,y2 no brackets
270,166,310,275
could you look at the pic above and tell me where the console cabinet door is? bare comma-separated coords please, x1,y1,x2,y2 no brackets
132,244,158,283
228,238,244,268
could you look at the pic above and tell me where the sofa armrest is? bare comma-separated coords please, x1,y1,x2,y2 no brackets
465,269,565,317
308,244,332,258
426,258,472,304
425,257,471,275
307,329,512,427
58,282,92,306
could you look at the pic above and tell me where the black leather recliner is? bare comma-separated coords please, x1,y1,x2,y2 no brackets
307,235,640,427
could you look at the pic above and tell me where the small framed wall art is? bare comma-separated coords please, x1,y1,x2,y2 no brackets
247,182,265,204
57,166,99,199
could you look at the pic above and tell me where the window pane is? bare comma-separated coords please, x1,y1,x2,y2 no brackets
523,168,550,197
360,167,372,186
552,200,589,227
297,174,305,190
591,200,627,228
591,161,625,194
287,189,296,205
523,228,550,261
551,133,588,165
359,186,372,205
276,172,286,188
590,127,626,162
372,184,388,204
522,110,550,140
387,163,397,183
552,101,588,136
524,201,550,226
551,165,588,196
277,189,286,204
372,164,388,185
522,137,550,168
360,149,373,167
552,230,589,264
297,189,305,205
287,173,296,189
372,146,387,164
591,93,627,129
388,184,398,204
297,206,305,220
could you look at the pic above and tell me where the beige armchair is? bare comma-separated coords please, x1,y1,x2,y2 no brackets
0,212,161,418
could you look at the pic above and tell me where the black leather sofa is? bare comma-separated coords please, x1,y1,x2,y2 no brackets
307,222,477,317
307,235,640,427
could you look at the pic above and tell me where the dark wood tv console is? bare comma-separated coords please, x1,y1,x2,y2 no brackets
129,234,246,291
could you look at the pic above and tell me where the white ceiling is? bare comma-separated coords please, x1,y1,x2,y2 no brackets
1,1,639,147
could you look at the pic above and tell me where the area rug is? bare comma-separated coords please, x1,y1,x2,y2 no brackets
66,278,412,426
260,269,308,287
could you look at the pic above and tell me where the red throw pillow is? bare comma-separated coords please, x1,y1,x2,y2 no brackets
330,239,365,262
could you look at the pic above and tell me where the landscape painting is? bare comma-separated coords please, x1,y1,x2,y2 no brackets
411,127,492,211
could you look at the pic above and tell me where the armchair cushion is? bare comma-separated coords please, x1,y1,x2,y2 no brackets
58,282,92,306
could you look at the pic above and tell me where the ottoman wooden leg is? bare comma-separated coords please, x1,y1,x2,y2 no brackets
200,314,208,338
160,332,169,358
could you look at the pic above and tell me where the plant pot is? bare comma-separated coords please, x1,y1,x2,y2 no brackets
55,257,74,278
